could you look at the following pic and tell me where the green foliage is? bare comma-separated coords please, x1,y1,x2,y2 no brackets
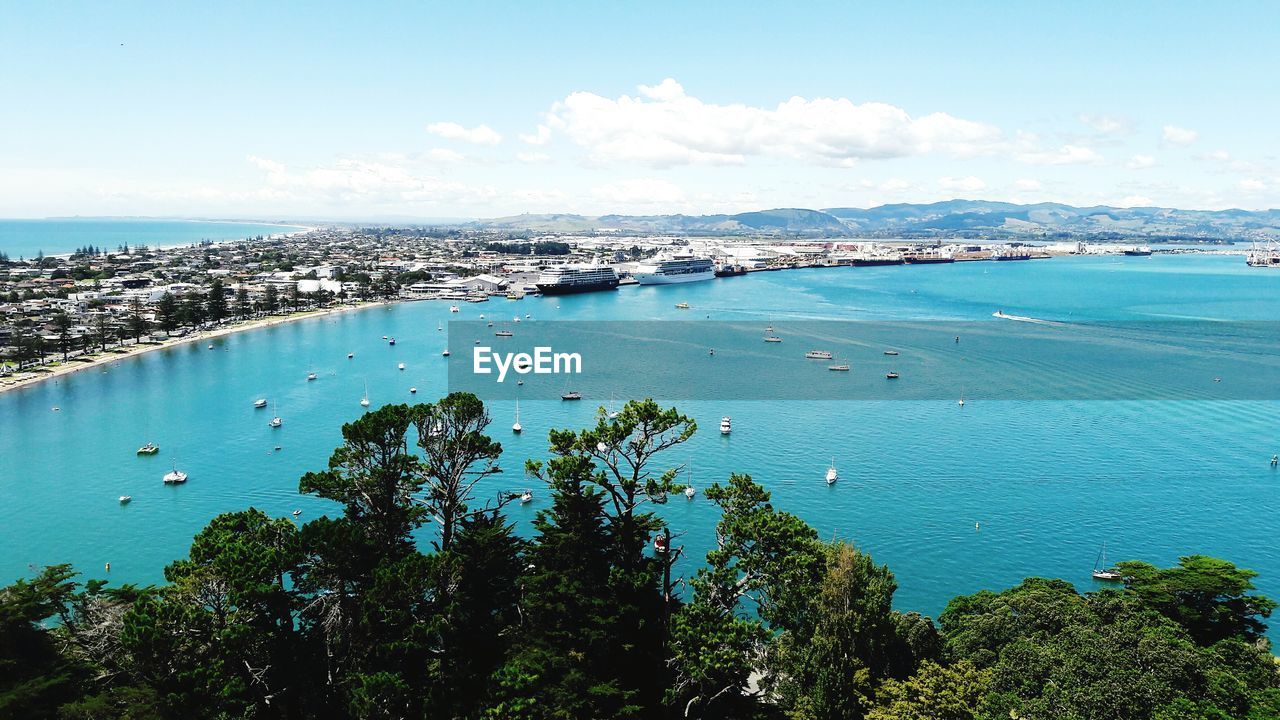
1118,555,1277,646
868,660,991,720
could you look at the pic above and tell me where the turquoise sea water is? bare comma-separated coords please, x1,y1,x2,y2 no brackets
0,219,307,258
2,253,1279,626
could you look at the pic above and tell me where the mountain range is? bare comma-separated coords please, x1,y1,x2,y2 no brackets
473,201,1280,241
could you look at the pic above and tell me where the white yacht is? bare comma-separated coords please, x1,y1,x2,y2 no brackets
520,489,533,504
512,399,522,434
118,495,132,504
163,466,188,484
360,381,370,408
450,305,460,312
804,350,833,360
632,255,715,285
720,416,732,435
398,363,405,370
254,398,268,408
825,458,838,485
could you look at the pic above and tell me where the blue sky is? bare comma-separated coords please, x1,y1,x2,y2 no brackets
2,1,1278,219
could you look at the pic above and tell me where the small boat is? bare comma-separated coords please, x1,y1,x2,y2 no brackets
764,335,783,343
1272,454,1278,466
360,381,370,408
410,387,417,394
675,302,690,309
163,466,188,484
479,313,485,319
654,534,669,553
437,321,443,331
382,336,388,340
136,442,160,455
388,337,396,346
766,325,773,332
608,393,619,419
829,364,851,372
118,495,131,504
884,350,899,356
958,395,966,407
347,353,354,359
886,372,899,379
684,486,696,499
708,349,715,356
442,349,450,357
450,305,460,313
720,416,731,435
526,314,532,319
804,350,833,360
269,401,282,428
561,391,582,401
495,330,514,337
520,489,533,504
254,398,268,408
487,321,494,327
513,399,522,434
51,406,60,412
207,343,214,350
1092,543,1124,582
291,509,302,517
825,458,838,485
398,363,405,370
307,371,317,381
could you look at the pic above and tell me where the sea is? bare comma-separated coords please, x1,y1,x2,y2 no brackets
2,251,1279,627
0,218,308,258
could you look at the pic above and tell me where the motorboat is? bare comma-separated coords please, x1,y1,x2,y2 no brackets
764,335,783,343
825,459,838,485
520,489,533,504
254,398,268,408
884,350,899,356
118,495,132,504
829,364,850,372
398,363,405,370
495,330,514,337
450,305,460,313
410,387,417,394
675,302,690,309
804,350,833,360
886,372,899,379
561,391,582,401
720,416,731,435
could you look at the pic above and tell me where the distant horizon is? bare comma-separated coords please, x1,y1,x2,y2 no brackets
5,195,1280,226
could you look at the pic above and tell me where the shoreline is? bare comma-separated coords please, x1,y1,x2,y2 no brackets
0,299,397,397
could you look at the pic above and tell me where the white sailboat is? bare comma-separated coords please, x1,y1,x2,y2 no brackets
269,400,282,428
163,463,188,484
1092,543,1123,582
825,458,838,485
360,380,370,408
512,399,522,434
684,462,696,499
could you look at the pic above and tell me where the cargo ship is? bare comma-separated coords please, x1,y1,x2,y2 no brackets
535,264,620,295
850,255,905,267
714,263,748,277
1123,247,1153,257
902,251,955,264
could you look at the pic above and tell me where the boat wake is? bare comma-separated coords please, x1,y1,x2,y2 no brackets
992,310,1067,327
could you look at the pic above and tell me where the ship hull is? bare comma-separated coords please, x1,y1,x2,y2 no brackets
633,270,715,285
903,257,955,264
1123,250,1152,256
994,255,1031,261
536,279,620,295
715,266,747,277
850,258,904,267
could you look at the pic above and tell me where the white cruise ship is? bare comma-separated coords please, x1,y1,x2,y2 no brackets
632,255,715,285
535,264,620,295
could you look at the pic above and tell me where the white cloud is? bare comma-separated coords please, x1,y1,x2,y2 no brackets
519,124,552,146
246,155,496,205
1013,178,1043,191
1016,144,1102,166
516,152,552,164
426,121,503,146
1079,114,1131,135
591,178,685,205
426,148,466,163
938,175,987,192
1162,125,1198,145
1126,155,1157,169
1118,195,1155,207
1238,178,1266,192
540,79,1004,167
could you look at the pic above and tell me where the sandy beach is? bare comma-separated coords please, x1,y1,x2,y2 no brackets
0,299,396,397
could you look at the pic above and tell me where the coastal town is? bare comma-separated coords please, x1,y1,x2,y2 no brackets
0,224,1253,391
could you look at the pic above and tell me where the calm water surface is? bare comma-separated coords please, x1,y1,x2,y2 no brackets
2,253,1278,624
0,218,307,258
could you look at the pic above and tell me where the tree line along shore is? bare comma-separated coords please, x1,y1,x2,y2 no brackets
2,395,1277,719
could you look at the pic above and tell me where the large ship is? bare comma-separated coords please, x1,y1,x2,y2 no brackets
535,264,620,295
991,246,1032,261
1123,247,1153,257
633,255,716,285
1246,240,1280,268
903,250,955,265
850,255,904,267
